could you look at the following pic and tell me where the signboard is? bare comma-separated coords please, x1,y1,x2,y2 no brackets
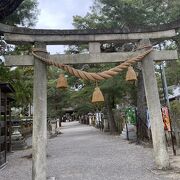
162,106,171,131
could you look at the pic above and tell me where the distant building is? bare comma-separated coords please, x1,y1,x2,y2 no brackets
0,83,15,168
168,85,180,101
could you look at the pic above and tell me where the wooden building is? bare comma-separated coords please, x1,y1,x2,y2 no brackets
0,83,15,168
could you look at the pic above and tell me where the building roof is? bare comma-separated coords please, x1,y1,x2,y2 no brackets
168,85,180,100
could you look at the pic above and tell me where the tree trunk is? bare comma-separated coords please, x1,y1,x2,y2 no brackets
104,94,117,134
137,70,149,140
59,115,62,127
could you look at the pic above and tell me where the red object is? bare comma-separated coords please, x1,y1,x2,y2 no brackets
162,106,171,131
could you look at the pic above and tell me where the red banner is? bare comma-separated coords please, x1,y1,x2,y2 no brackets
162,106,171,131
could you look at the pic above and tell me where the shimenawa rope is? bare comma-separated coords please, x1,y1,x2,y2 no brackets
31,47,153,81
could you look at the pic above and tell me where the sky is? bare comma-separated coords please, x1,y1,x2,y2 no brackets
36,0,93,54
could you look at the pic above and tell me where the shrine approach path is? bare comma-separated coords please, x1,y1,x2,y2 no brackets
0,121,178,180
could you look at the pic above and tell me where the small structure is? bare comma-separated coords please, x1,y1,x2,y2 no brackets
20,118,33,137
62,107,75,121
0,83,15,168
168,85,180,101
11,119,27,150
88,112,95,126
48,119,61,137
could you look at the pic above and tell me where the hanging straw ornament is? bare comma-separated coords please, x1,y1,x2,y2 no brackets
92,82,104,103
56,73,68,89
125,66,137,82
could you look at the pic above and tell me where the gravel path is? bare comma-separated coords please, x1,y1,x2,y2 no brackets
0,121,179,180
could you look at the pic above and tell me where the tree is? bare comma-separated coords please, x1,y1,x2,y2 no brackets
2,0,39,27
0,0,39,115
47,67,71,118
0,0,24,20
72,0,180,136
0,66,33,113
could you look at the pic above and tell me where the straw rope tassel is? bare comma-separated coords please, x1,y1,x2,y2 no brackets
126,66,137,81
56,73,68,89
92,83,104,103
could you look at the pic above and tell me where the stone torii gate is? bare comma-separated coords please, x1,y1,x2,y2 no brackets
0,21,179,180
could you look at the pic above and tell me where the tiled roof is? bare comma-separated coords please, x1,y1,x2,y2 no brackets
168,85,180,99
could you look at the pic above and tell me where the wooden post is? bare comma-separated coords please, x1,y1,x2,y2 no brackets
89,42,101,53
32,42,47,180
140,39,170,169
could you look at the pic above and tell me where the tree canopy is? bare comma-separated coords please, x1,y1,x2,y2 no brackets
0,0,39,116
69,0,180,133
0,0,24,20
73,0,180,29
2,0,39,27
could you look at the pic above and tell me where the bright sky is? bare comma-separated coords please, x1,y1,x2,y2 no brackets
36,0,93,54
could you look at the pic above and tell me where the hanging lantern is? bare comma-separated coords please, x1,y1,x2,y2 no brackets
56,73,68,89
125,66,137,82
92,86,104,103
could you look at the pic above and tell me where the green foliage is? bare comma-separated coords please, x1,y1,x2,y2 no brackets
0,65,33,109
70,83,96,113
73,0,180,30
2,0,39,27
75,103,95,115
47,70,96,118
171,100,180,115
47,67,69,117
0,0,39,114
72,0,180,109
171,100,180,124
12,44,32,55
70,0,180,134
165,60,180,86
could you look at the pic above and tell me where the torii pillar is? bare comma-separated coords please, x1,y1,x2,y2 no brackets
140,39,169,169
32,42,47,180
